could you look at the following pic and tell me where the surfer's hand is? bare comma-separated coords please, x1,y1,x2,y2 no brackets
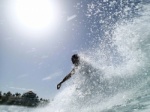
57,83,61,89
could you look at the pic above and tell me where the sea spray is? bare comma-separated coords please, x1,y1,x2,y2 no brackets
1,1,150,112
47,3,150,112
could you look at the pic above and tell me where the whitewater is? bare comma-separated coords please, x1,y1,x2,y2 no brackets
1,1,150,112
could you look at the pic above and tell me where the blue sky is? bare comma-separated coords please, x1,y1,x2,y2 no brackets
0,0,91,99
0,0,143,99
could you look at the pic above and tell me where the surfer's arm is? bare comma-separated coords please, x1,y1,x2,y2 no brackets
62,68,75,83
57,68,76,89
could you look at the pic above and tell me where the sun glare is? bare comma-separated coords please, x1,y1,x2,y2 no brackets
14,0,61,30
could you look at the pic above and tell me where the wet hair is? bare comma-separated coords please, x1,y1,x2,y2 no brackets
71,54,80,65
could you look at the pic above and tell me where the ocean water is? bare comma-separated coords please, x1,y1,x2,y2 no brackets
1,1,150,112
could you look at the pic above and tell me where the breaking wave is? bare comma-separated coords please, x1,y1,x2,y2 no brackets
1,1,150,112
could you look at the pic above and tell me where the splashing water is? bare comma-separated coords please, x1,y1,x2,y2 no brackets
1,1,150,112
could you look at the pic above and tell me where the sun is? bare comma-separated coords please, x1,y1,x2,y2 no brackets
13,0,61,30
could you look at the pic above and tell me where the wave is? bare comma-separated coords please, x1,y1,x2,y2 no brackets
1,1,150,112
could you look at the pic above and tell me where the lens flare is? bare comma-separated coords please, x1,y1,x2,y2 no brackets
14,0,61,30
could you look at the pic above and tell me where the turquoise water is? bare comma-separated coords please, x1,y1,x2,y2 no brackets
1,1,150,112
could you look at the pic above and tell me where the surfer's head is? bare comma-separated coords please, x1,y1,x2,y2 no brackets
71,54,80,66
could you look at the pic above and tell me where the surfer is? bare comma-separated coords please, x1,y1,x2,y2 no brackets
57,54,80,89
